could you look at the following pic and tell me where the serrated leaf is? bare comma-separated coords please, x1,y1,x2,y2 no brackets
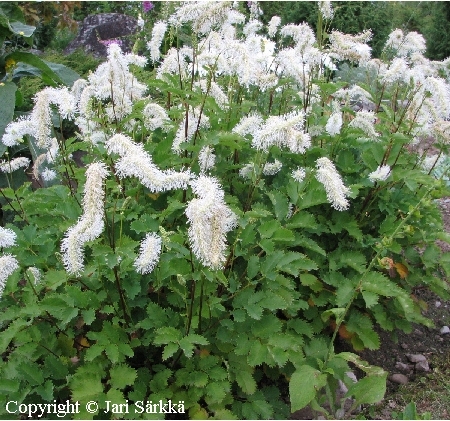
346,311,380,350
154,326,182,344
289,365,327,412
235,370,256,395
361,291,379,307
345,374,387,405
247,340,268,366
109,365,137,389
162,342,179,360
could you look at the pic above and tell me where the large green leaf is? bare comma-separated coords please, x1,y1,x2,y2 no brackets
289,365,327,412
9,20,35,37
0,81,17,156
345,373,387,405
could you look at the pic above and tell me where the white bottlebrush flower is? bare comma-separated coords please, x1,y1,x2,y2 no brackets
349,110,379,140
382,57,409,84
198,145,216,173
46,138,60,164
61,162,109,275
172,108,210,154
2,117,33,147
147,21,168,62
195,80,229,110
41,168,57,181
318,1,334,20
26,266,41,285
424,77,450,120
267,16,281,38
0,254,19,297
239,162,256,178
315,157,350,211
0,157,30,173
232,113,263,137
384,29,426,57
368,165,391,182
134,233,162,274
328,30,372,65
0,227,16,248
292,167,306,183
262,159,282,175
252,111,310,153
106,134,193,192
326,112,343,136
143,103,171,131
185,175,237,270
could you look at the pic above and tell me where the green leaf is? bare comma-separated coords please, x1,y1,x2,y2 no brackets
109,365,137,390
154,327,182,344
7,52,64,85
345,374,387,405
235,371,256,395
0,81,17,156
267,190,289,221
9,20,35,37
289,365,327,412
162,342,179,360
346,311,380,350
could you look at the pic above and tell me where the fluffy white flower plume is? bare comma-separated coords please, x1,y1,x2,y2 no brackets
267,16,281,38
349,110,379,139
134,233,162,274
61,162,109,275
318,1,334,20
368,165,391,182
41,168,57,181
195,80,229,110
106,134,193,192
384,29,426,57
172,108,210,154
233,113,263,137
328,30,372,65
143,103,171,131
0,157,30,173
315,157,350,211
198,145,216,173
239,162,256,178
185,176,237,270
252,111,310,153
263,159,282,175
0,227,16,248
292,167,306,183
326,112,343,136
424,77,450,119
147,21,168,62
2,117,33,147
86,44,147,122
0,254,19,297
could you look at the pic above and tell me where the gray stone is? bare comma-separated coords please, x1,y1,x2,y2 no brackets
390,373,409,385
435,301,442,308
406,353,427,363
415,360,430,372
65,13,138,58
440,325,450,334
395,362,412,373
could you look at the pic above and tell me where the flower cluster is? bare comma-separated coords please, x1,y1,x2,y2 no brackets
185,176,237,269
61,162,109,275
315,157,350,211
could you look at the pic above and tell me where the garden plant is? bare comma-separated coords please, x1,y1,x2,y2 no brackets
1,1,450,419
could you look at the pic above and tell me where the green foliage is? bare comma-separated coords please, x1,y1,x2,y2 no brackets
1,2,450,420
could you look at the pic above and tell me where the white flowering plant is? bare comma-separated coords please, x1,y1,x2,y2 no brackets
1,1,450,419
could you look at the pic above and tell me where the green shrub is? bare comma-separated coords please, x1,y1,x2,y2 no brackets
1,2,450,419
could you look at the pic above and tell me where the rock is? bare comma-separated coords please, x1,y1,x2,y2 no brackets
395,362,412,373
415,360,430,372
406,353,427,363
390,373,408,385
400,342,409,350
65,13,138,58
440,325,450,334
435,301,442,308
